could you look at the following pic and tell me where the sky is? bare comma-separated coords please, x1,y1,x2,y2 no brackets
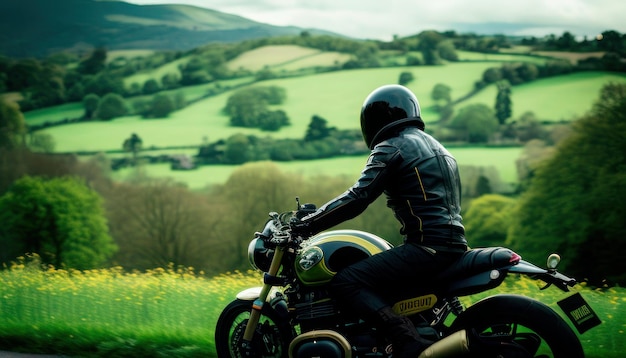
122,0,626,41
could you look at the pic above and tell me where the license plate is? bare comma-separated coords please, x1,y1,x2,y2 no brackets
557,292,601,334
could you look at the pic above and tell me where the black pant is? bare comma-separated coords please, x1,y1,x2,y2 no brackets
329,242,462,321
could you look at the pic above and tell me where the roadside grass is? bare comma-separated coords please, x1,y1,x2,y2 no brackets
0,256,622,357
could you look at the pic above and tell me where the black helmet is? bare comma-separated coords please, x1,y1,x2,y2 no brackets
360,84,424,149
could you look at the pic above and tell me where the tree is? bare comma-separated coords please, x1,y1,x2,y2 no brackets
482,67,502,84
431,83,452,104
464,194,516,248
95,93,127,120
260,110,289,131
514,111,546,142
224,134,252,164
495,81,512,125
105,179,221,271
398,71,414,86
142,78,160,95
27,132,55,153
78,47,107,75
123,133,142,164
449,104,499,142
0,96,26,149
0,176,117,269
82,93,100,119
304,115,332,141
223,86,288,130
437,40,458,61
148,93,175,118
507,83,626,285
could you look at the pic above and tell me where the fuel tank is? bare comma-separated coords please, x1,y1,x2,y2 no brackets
295,229,393,286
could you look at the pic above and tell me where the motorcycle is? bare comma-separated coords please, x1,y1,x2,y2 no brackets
215,201,600,358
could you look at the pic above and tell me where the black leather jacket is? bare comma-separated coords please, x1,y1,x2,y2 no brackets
300,126,467,251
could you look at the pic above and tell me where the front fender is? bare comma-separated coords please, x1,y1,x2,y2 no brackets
236,287,263,301
235,286,290,320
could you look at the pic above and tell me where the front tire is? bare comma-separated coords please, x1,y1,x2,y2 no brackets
450,294,583,358
215,299,294,358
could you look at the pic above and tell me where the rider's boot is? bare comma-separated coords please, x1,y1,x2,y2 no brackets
377,306,432,358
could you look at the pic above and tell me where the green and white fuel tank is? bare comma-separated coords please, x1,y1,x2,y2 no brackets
295,229,393,286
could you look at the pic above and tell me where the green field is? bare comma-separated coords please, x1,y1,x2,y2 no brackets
465,71,626,121
0,261,622,357
20,45,626,193
34,63,490,152
38,62,622,153
456,50,549,64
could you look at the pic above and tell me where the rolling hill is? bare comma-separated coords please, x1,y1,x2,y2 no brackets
0,0,339,58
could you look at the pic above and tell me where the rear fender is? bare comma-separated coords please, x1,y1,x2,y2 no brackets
445,268,510,297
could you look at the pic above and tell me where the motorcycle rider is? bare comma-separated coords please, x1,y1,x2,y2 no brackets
291,84,467,358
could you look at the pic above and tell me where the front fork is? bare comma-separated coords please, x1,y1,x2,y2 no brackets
240,246,286,355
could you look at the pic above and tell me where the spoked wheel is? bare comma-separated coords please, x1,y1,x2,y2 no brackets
450,294,584,358
215,299,295,358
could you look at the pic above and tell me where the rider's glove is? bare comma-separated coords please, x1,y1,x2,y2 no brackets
289,216,312,239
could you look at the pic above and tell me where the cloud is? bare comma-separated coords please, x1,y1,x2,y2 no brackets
124,0,626,40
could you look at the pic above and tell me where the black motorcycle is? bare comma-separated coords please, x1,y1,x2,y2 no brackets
215,203,599,357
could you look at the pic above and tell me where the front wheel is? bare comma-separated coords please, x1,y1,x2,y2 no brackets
450,294,584,358
215,299,295,358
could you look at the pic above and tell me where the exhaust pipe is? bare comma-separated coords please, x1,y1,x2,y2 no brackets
418,329,470,358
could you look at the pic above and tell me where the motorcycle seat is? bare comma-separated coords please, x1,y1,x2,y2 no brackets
435,247,518,282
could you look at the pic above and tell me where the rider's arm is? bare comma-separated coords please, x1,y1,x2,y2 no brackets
295,143,400,236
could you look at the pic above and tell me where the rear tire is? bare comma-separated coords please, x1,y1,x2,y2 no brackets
215,299,294,358
450,294,583,358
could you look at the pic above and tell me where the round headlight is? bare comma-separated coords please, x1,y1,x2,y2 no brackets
248,238,273,272
298,246,323,271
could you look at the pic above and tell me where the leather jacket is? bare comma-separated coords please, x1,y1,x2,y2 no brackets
300,126,467,251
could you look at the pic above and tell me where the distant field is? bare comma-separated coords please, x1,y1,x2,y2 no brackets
39,63,497,152
23,102,85,126
463,71,626,121
227,45,321,71
23,77,254,126
532,51,605,64
111,146,522,190
123,56,191,88
107,49,155,63
273,51,353,71
456,50,548,65
40,64,623,153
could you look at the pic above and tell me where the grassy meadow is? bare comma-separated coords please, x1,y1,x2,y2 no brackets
0,256,623,357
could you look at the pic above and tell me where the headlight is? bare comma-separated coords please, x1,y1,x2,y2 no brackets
248,238,274,272
298,246,323,271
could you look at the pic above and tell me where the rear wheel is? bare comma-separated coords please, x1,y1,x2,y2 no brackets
215,299,294,358
450,294,583,358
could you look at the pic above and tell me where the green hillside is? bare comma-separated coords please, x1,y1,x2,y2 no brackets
37,59,625,153
464,71,626,121
0,0,335,57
